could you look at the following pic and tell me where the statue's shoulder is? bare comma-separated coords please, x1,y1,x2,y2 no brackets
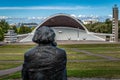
56,47,65,52
55,47,66,56
24,46,37,57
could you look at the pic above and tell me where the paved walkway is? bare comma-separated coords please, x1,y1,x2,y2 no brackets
0,65,22,76
0,42,6,46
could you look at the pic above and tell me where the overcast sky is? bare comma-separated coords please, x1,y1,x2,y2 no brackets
0,0,119,17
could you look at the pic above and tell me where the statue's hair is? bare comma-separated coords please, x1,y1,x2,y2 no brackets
32,26,57,46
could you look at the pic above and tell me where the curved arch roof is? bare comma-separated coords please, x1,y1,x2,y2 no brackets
33,14,89,33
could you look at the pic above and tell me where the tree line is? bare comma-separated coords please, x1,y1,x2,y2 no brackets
85,19,112,33
0,19,34,41
85,19,120,38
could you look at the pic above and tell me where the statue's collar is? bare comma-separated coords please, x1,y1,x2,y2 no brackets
38,43,53,46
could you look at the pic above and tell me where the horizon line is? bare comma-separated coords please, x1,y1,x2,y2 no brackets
0,6,107,10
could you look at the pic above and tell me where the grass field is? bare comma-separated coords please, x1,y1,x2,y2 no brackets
67,61,120,78
0,44,120,79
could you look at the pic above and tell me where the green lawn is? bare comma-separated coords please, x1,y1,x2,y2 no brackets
64,48,79,54
0,44,120,79
67,53,105,60
67,61,120,78
0,44,34,53
0,54,23,61
80,47,120,59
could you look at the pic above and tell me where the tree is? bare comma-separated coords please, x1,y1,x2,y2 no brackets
0,19,10,33
25,27,32,33
105,18,112,33
10,25,18,33
105,18,111,24
19,26,25,34
31,26,36,31
19,26,32,34
0,27,4,41
85,19,112,34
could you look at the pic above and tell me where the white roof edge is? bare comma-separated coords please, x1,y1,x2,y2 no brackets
32,13,89,34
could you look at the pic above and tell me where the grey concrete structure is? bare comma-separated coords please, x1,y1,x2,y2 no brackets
4,30,17,43
20,14,105,42
112,5,119,42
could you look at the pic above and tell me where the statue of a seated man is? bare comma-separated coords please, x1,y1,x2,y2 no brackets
22,26,67,80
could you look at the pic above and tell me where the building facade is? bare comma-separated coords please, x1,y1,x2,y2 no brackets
4,30,17,43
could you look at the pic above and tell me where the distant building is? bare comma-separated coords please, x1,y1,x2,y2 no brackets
20,14,105,42
82,19,98,24
9,23,17,26
4,30,17,43
18,23,38,27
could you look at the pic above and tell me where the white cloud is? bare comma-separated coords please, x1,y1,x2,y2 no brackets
70,14,77,17
108,14,112,17
78,15,86,17
0,6,93,10
0,16,8,19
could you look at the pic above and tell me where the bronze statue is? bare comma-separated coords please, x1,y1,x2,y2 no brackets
22,26,67,80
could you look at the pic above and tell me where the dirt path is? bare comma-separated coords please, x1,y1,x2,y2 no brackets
0,65,22,76
0,60,23,63
71,48,120,60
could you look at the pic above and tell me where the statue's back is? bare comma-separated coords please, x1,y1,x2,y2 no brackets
22,46,67,80
22,26,67,80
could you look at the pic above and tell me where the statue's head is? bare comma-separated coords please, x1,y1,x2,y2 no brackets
32,26,57,46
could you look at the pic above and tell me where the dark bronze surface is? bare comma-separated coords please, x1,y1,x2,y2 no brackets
22,26,67,80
